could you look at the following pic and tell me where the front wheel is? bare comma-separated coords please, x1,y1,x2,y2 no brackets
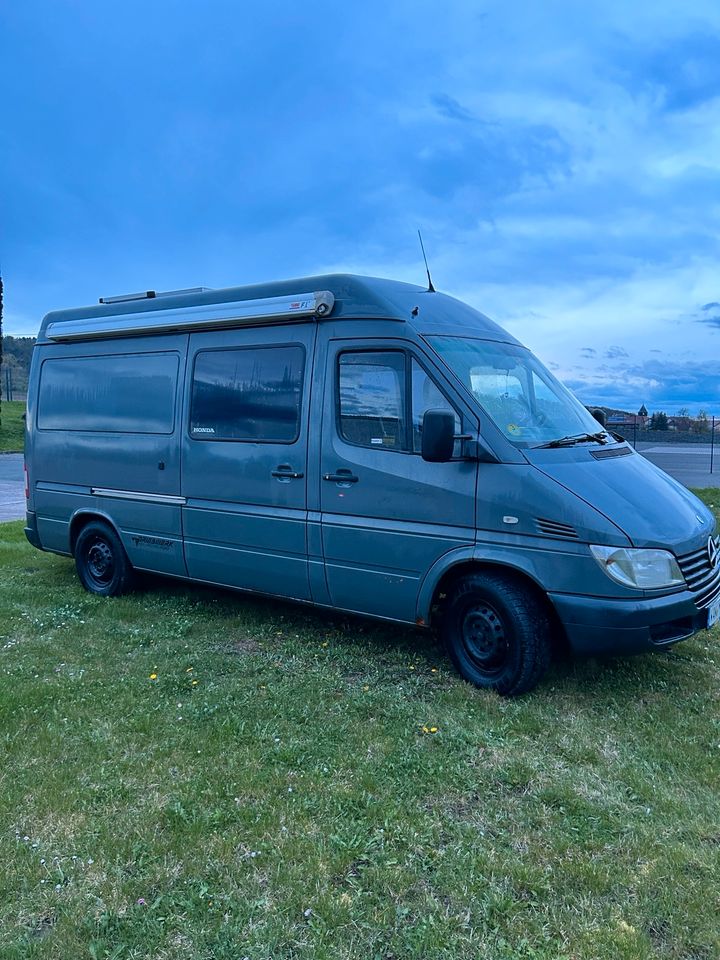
74,521,135,597
441,572,551,696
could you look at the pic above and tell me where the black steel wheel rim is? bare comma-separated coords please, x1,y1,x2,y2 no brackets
461,601,509,676
86,538,114,586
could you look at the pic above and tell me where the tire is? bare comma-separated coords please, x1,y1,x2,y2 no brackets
74,521,136,597
440,572,551,696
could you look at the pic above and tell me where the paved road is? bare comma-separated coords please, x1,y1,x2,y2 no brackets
0,445,717,526
0,453,24,523
635,442,718,490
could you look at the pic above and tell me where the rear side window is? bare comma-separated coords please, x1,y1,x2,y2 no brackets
191,345,304,442
338,351,407,449
38,353,178,434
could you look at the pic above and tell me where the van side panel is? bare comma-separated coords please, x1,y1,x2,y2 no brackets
31,336,188,577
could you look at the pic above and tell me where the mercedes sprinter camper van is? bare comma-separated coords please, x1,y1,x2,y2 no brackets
24,275,719,695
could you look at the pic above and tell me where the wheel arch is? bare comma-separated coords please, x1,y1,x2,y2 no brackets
417,548,566,648
68,509,121,555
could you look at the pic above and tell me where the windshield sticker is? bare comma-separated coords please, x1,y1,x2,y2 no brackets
507,423,522,436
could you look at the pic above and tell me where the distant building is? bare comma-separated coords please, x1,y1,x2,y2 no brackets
605,411,645,429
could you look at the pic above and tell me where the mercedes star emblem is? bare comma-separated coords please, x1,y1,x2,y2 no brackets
709,536,719,569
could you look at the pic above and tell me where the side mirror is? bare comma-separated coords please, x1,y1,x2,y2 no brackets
590,408,607,427
421,409,455,462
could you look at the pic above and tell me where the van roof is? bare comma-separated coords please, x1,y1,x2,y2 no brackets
37,273,519,344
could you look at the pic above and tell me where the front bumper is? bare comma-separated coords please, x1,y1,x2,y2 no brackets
550,588,711,656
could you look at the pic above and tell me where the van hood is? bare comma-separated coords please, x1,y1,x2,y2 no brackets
528,447,715,556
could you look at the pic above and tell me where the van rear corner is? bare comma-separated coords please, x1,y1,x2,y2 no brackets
21,437,42,551
24,510,43,551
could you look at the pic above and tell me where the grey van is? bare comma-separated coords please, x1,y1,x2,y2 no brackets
24,275,719,695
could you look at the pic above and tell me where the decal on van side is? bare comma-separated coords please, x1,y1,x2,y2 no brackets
130,535,173,550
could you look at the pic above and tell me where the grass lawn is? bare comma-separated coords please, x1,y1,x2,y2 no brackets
1,490,719,959
0,400,25,453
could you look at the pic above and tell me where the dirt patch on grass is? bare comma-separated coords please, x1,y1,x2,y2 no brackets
231,636,263,655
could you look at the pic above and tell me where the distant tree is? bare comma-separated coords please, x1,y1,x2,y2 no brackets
2,335,35,368
693,410,709,434
650,411,668,431
675,407,691,431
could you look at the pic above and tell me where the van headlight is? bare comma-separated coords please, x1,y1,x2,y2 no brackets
589,546,684,590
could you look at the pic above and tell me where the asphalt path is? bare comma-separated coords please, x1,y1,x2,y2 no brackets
0,444,717,526
0,453,25,523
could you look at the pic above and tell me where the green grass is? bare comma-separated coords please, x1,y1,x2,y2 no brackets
0,400,25,453
1,490,719,959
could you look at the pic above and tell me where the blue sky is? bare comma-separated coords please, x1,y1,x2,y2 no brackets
2,0,719,413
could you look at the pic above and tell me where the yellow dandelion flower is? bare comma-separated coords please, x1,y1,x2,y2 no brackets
429,727,438,733
149,673,157,680
431,668,437,673
186,666,193,673
192,679,199,686
362,685,369,692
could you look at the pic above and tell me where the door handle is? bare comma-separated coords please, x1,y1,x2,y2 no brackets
272,465,304,480
323,471,359,484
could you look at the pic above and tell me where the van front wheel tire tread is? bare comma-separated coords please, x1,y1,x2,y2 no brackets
74,522,135,597
441,572,551,696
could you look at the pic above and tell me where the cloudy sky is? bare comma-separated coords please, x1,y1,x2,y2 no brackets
2,0,719,413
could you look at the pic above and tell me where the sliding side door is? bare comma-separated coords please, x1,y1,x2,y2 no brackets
182,323,315,600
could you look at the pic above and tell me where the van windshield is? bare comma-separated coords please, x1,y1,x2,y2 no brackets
426,336,608,448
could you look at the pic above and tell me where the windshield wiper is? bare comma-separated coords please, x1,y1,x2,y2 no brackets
532,431,610,450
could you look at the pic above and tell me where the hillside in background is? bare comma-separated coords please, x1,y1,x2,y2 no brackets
1,336,35,399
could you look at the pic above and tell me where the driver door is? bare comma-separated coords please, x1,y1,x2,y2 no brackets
318,336,478,622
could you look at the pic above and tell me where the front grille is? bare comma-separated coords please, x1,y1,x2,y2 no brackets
535,518,579,539
677,537,720,609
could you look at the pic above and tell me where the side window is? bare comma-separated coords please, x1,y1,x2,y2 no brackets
411,358,462,455
191,345,304,442
38,353,178,434
338,351,407,450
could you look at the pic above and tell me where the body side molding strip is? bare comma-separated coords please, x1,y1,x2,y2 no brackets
91,488,187,506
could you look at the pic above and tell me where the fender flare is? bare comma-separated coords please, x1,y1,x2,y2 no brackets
68,507,121,553
416,543,548,624
415,546,476,624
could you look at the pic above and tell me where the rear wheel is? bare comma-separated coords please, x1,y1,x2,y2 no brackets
74,521,135,597
441,572,551,696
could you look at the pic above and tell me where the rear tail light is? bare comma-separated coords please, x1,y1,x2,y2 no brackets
24,463,29,500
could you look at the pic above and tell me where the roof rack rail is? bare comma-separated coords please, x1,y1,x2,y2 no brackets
99,286,212,305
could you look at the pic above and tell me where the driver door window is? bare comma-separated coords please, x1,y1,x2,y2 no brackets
338,351,407,450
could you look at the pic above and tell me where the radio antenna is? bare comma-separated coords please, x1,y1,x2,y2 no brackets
417,229,436,293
